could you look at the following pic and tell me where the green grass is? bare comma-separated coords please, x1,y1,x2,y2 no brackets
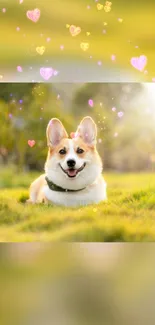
0,167,155,241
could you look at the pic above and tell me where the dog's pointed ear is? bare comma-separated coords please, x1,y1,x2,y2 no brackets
46,118,68,147
76,116,97,146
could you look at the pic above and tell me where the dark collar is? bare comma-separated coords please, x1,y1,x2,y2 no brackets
45,176,86,192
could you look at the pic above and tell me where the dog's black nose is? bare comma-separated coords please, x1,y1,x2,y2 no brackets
67,159,76,168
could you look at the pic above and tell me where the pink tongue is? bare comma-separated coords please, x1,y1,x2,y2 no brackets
67,169,77,176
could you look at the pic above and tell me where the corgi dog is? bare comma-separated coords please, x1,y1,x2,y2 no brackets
27,116,107,207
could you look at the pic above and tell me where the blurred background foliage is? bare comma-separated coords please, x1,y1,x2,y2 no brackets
0,0,155,81
0,82,155,172
1,244,155,325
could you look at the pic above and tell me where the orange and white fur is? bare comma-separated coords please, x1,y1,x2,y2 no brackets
27,116,107,207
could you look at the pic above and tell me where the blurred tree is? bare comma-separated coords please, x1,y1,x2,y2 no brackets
0,84,34,102
0,84,74,171
72,83,154,171
0,82,155,171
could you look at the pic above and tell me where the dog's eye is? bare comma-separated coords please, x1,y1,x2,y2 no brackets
77,147,84,154
59,148,66,155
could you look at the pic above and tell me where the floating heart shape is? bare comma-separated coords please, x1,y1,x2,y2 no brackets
17,66,23,72
70,132,75,138
28,140,35,147
97,3,103,10
80,42,89,51
36,46,45,55
104,5,111,12
88,99,94,107
40,67,54,80
26,8,40,22
70,132,79,139
130,55,147,71
69,25,81,36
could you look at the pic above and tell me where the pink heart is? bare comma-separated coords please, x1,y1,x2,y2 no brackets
70,132,79,139
88,99,94,107
26,8,40,23
70,132,75,138
28,140,35,147
17,66,23,72
130,55,147,71
40,67,54,80
69,25,81,36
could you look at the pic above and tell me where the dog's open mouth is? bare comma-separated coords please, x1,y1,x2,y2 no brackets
60,163,86,178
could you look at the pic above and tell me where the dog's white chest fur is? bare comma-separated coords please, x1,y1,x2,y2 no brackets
43,176,107,207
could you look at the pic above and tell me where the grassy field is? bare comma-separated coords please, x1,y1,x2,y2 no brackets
0,167,155,242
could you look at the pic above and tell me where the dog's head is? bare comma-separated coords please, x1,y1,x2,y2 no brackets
45,116,103,190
